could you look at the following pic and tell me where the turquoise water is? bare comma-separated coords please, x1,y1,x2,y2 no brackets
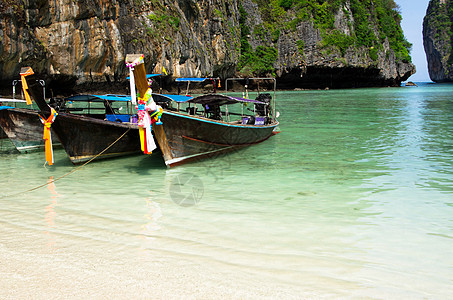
0,83,452,298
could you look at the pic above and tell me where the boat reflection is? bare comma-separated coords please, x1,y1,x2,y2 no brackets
44,176,60,251
140,197,162,241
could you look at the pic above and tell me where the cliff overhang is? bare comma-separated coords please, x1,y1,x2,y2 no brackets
0,0,415,95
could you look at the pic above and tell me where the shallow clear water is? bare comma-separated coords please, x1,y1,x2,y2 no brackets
1,83,452,298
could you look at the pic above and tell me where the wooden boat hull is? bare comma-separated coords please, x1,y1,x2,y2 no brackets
43,110,277,167
50,113,141,164
20,62,279,166
159,111,279,167
0,108,59,152
1,104,277,167
0,127,6,140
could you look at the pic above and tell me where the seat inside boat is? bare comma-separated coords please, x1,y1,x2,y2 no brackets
186,106,197,115
204,104,222,120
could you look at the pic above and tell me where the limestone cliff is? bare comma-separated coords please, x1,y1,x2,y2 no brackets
423,0,453,82
0,0,415,93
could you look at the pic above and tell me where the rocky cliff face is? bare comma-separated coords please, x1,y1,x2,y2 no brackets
0,0,415,94
423,0,453,82
0,0,241,93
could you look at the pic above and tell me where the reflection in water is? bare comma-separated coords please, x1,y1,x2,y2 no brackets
0,85,452,298
140,196,162,242
349,87,453,297
44,176,60,251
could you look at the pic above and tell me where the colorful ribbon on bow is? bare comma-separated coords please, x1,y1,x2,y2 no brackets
125,54,144,69
149,106,163,125
39,108,57,165
142,87,163,125
136,99,157,154
20,67,34,105
135,87,166,154
126,55,164,155
125,54,144,106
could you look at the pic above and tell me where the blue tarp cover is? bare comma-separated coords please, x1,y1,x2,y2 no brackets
175,78,211,82
158,94,193,103
65,93,264,105
66,94,132,102
126,74,162,80
65,94,192,103
106,114,131,122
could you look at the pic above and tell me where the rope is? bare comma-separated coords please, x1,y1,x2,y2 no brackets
0,128,132,199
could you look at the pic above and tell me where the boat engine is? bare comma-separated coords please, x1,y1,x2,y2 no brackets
48,97,66,112
255,93,271,120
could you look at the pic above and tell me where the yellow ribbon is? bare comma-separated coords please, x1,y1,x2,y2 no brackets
39,108,57,166
20,67,34,105
139,127,146,153
140,88,153,105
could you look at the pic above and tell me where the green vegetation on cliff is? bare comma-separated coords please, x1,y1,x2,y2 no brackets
238,5,279,76
425,0,453,39
424,0,453,65
146,1,180,43
238,0,412,76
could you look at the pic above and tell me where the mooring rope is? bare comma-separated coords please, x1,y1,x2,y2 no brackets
0,128,132,199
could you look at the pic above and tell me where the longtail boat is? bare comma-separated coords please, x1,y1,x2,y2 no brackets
0,95,133,155
0,73,164,154
126,54,279,167
0,95,64,152
23,69,142,165
42,94,143,164
24,54,279,167
0,69,52,152
0,106,49,152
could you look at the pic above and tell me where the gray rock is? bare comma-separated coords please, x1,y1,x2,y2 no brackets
0,0,415,93
423,0,453,82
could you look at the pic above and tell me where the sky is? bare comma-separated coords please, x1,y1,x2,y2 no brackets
396,0,432,82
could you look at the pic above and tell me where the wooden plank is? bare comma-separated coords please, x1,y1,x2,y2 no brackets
131,63,149,97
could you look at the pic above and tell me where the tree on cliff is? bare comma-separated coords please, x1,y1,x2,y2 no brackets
0,0,415,91
423,0,453,82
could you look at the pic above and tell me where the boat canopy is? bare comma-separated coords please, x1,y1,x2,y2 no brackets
175,78,216,82
147,74,162,78
126,74,162,80
152,94,193,103
185,94,266,106
0,98,27,103
65,93,193,104
65,94,132,102
64,93,263,106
